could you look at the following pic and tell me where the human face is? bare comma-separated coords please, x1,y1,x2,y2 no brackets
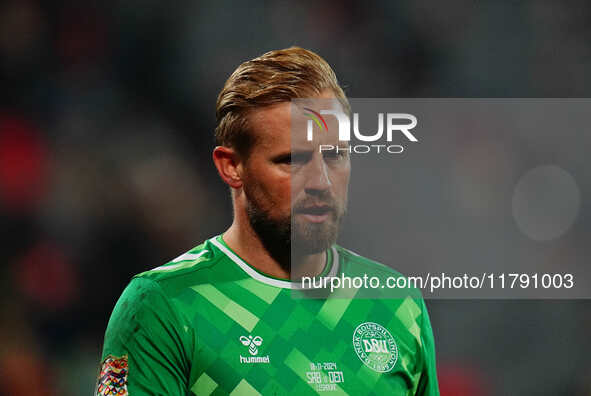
241,95,350,260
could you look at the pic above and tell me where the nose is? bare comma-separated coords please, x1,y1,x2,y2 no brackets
304,153,331,195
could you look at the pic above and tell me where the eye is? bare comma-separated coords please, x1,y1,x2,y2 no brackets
322,148,348,161
275,154,291,165
273,153,311,167
291,153,311,165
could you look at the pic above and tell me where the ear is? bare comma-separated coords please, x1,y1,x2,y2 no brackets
212,146,243,189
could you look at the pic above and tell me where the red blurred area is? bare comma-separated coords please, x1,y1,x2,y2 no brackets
438,363,490,396
57,5,107,68
0,350,55,396
16,242,78,310
0,114,49,211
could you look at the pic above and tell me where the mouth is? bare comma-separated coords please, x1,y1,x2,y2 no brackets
295,205,333,223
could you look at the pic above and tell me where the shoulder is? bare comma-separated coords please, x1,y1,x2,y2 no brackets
104,270,196,348
131,236,238,297
335,245,406,279
103,276,171,348
334,244,423,299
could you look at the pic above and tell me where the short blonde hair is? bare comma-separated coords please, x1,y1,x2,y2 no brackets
215,47,349,155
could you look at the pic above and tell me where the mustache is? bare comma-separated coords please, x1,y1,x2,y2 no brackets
292,197,338,212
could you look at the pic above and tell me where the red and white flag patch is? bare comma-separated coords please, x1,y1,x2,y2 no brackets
96,355,128,396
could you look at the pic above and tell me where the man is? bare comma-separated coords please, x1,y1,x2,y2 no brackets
97,47,439,395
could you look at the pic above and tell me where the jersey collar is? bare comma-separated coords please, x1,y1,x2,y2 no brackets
209,236,339,289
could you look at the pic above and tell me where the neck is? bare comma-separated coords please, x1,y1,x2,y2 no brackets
223,217,326,281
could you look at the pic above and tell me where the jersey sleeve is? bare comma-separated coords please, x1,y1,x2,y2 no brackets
96,277,192,396
415,298,440,396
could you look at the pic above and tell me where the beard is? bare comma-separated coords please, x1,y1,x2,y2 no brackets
245,187,345,275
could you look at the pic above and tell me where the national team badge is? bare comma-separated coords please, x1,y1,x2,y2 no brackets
352,322,398,373
96,355,128,396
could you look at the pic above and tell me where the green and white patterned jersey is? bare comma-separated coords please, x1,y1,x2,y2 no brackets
97,235,439,395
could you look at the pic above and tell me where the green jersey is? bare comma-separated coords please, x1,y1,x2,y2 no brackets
97,235,439,395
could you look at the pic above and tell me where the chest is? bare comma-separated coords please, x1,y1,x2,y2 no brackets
188,288,422,395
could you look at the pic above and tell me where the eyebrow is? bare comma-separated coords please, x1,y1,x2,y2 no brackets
271,149,314,163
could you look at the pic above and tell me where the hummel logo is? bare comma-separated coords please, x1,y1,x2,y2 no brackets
239,335,263,356
239,335,270,364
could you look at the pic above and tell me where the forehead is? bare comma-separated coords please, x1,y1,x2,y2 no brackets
247,102,292,152
247,92,345,152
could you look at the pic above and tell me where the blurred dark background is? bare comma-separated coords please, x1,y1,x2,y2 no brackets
1,1,590,395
